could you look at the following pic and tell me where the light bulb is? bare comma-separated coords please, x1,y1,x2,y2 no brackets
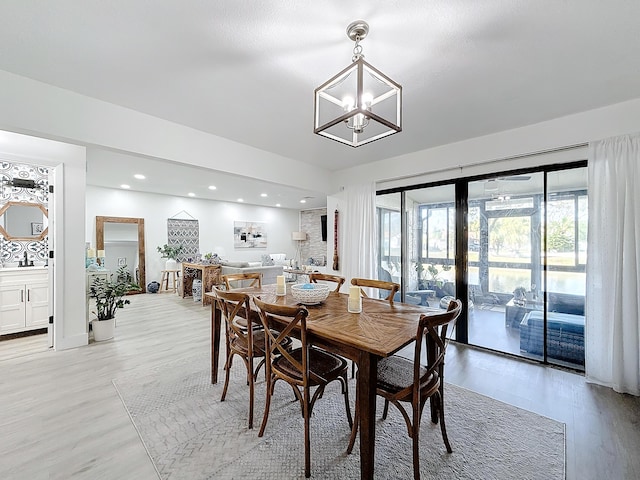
342,96,355,111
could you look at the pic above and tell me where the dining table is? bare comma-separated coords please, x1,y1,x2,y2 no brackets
205,285,436,480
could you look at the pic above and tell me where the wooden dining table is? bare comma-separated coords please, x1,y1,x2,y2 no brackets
205,286,436,480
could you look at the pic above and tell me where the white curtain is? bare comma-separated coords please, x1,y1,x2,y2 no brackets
586,133,640,395
341,182,377,289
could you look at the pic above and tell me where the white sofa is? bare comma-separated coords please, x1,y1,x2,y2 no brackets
220,263,284,286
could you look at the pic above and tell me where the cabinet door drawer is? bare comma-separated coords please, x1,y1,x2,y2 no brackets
0,285,26,333
26,281,49,327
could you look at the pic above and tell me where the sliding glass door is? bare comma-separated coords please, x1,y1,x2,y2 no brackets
377,162,587,371
467,173,543,356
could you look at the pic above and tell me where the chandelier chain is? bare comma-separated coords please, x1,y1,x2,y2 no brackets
352,35,364,62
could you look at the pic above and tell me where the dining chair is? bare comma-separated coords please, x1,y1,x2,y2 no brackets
308,272,345,292
253,297,353,478
213,288,291,429
223,272,262,290
350,277,400,305
347,298,463,480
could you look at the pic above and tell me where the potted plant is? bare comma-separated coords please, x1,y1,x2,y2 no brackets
157,244,184,270
90,273,140,341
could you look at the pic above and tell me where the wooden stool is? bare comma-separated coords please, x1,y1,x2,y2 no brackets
160,269,179,293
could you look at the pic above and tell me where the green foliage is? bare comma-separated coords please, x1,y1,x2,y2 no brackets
116,264,133,284
157,244,184,260
426,264,440,281
90,275,140,321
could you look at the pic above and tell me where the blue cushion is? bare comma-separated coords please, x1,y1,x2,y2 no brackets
523,310,584,335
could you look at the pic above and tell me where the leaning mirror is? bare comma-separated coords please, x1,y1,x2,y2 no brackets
0,201,48,241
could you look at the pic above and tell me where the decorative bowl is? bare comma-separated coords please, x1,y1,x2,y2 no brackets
291,283,330,305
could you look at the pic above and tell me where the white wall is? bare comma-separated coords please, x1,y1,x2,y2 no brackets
86,186,301,285
0,69,332,195
0,130,87,350
334,98,640,190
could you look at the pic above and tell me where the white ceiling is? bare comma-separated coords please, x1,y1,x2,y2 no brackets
1,1,639,208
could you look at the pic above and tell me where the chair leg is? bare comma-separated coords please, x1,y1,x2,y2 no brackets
220,352,233,402
382,399,390,420
347,382,358,454
304,395,311,478
436,390,452,453
247,356,254,429
340,372,353,428
412,429,421,480
258,375,275,437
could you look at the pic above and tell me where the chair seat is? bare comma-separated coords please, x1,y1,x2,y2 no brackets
231,331,293,357
377,355,437,396
273,347,348,384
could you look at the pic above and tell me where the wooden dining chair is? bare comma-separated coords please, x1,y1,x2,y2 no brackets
347,298,463,480
350,277,400,305
308,272,345,292
253,297,353,478
223,272,262,290
213,288,291,429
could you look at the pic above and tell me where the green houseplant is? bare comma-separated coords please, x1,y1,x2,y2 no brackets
157,244,184,270
157,244,184,260
90,272,140,341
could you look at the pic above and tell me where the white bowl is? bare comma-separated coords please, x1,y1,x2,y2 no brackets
291,283,330,305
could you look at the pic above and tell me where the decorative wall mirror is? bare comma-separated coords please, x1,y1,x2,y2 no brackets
96,216,146,294
0,201,49,241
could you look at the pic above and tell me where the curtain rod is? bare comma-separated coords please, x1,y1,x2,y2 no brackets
378,142,589,186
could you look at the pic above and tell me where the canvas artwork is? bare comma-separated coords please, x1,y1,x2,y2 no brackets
167,218,199,262
234,221,267,249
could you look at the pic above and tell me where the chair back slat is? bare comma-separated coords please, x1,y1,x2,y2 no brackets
413,299,462,387
213,287,254,352
309,273,345,292
350,277,400,305
253,297,326,385
223,272,262,290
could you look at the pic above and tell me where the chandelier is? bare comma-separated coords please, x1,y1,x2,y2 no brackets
314,20,402,147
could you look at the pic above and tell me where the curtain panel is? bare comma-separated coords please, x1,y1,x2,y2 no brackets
586,133,640,395
341,183,377,293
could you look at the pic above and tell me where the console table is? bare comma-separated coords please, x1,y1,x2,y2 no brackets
180,263,221,306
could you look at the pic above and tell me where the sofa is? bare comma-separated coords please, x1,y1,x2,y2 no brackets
220,263,284,286
519,292,585,365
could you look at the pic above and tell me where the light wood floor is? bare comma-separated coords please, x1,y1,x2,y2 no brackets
0,293,638,479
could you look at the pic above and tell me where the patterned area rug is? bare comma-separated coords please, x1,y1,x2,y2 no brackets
113,354,565,479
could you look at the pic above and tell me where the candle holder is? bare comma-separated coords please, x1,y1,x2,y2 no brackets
276,275,286,296
348,286,362,313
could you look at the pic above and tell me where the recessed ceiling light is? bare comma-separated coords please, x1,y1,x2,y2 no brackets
134,174,145,180
300,199,306,203
261,193,268,197
120,184,130,189
276,203,281,207
208,185,217,190
237,198,244,202
188,192,196,197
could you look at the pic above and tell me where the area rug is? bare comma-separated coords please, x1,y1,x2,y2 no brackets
113,354,565,479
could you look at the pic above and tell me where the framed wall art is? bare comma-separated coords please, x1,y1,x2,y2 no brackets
233,221,267,249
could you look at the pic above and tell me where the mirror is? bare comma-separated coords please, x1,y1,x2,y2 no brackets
96,216,146,294
0,201,48,241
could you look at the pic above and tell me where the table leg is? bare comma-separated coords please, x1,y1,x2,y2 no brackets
211,301,221,384
358,351,378,480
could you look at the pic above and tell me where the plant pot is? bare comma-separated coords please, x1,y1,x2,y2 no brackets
93,318,115,341
165,258,178,270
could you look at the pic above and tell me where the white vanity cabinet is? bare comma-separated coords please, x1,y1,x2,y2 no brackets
0,267,49,335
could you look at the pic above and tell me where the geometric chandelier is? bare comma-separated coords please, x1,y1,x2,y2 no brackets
314,20,402,147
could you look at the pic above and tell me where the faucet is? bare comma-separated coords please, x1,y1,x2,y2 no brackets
19,251,30,267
